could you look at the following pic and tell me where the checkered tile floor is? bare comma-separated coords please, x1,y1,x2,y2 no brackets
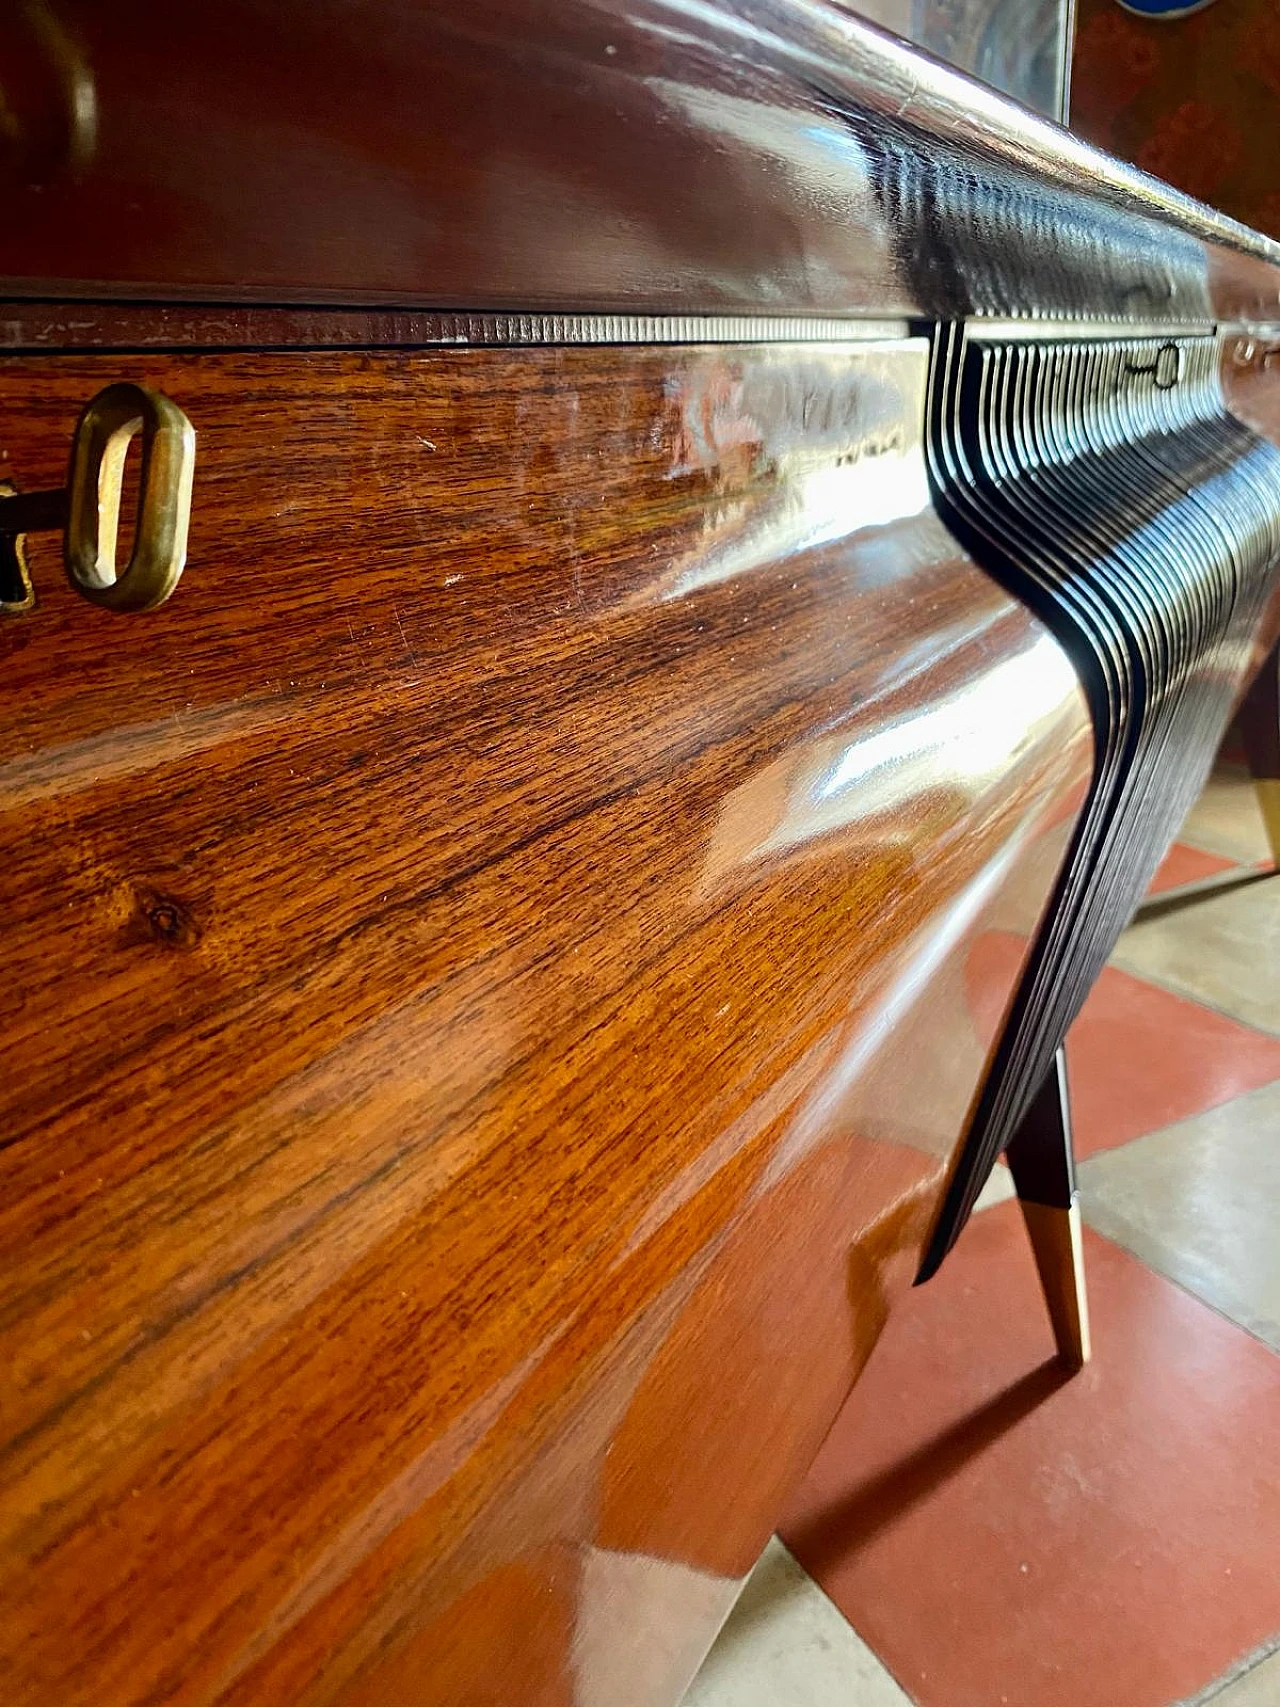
682,767,1280,1707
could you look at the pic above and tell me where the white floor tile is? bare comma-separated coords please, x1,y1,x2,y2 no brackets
1111,876,1280,1036
679,1539,912,1707
1179,770,1274,867
1198,1644,1280,1706
1081,1080,1280,1352
973,1162,1016,1213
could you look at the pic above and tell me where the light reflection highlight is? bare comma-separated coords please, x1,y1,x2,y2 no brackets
702,629,1080,883
818,632,1080,806
662,447,931,599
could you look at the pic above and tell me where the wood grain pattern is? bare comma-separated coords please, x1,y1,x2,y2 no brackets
0,339,1091,1705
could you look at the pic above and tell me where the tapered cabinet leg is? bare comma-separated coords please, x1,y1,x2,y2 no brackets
1239,639,1280,866
1006,1049,1091,1369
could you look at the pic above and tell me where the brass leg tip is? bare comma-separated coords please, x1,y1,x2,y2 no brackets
1254,778,1280,868
1018,1197,1091,1369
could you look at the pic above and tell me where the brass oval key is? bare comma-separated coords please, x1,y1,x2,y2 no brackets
64,383,196,612
0,383,195,614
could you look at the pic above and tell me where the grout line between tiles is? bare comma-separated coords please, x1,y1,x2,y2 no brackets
1077,1075,1280,1162
1100,954,1280,1041
1134,867,1276,923
1172,1629,1280,1707
1175,832,1259,865
1079,1181,1280,1362
770,1539,923,1707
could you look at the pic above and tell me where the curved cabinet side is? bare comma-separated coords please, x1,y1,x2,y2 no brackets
0,340,1092,1706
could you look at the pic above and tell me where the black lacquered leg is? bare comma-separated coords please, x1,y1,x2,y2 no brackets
1239,639,1280,867
1005,1048,1091,1369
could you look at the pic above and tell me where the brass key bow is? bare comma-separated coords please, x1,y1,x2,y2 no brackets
0,383,195,614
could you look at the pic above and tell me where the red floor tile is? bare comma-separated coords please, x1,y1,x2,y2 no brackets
1065,965,1280,1158
965,937,1280,1160
780,1205,1280,1707
1146,841,1236,896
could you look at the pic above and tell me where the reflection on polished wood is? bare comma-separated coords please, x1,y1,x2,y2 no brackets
1,15,1276,1697
0,338,1091,1705
2,0,1279,323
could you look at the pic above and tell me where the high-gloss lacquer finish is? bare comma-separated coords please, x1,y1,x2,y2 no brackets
5,6,1280,1701
0,337,1090,1705
2,0,1280,323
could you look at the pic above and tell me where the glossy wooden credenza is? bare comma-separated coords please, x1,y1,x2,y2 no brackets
1,5,1279,1705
